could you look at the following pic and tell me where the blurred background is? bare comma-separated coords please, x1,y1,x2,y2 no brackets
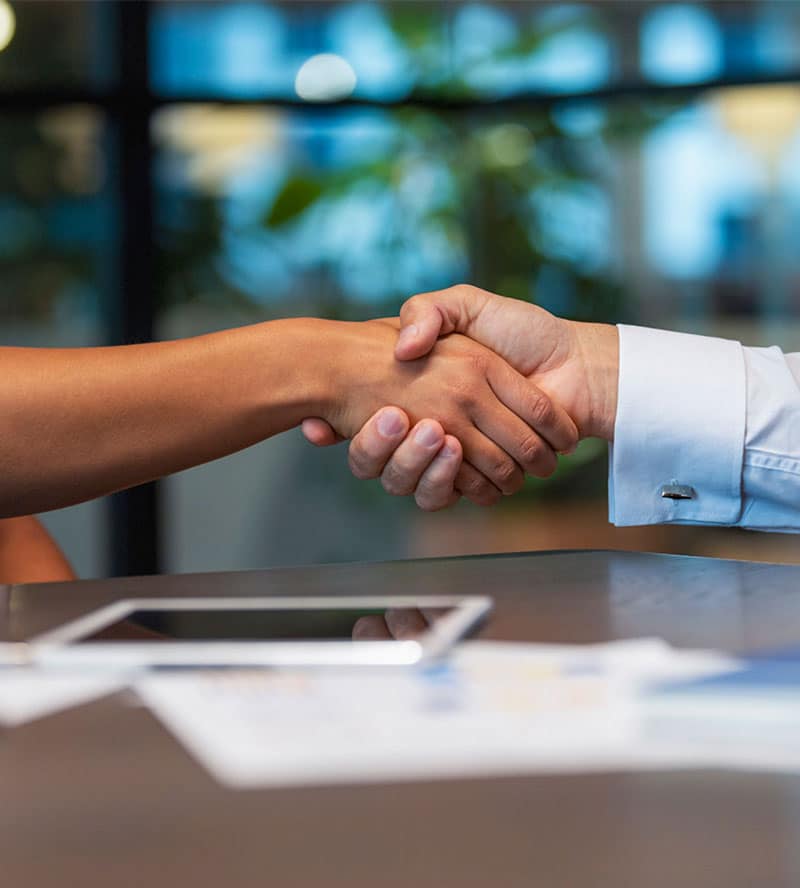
2,0,800,578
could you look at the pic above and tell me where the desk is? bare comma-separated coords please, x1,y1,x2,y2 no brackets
3,549,800,888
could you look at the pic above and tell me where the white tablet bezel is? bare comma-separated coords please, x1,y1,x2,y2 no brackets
28,595,492,668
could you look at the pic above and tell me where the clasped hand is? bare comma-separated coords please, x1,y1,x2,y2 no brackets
316,316,577,505
304,286,619,510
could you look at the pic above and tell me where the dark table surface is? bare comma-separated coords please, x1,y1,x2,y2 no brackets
4,549,800,888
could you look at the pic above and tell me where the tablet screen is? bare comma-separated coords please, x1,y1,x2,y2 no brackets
77,606,449,643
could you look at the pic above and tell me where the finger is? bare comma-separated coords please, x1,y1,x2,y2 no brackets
380,420,446,496
352,615,392,640
475,407,557,479
396,298,446,361
454,461,503,507
301,418,343,447
471,394,559,480
413,435,462,512
396,285,491,361
457,427,524,496
384,608,429,640
347,407,411,481
486,360,578,455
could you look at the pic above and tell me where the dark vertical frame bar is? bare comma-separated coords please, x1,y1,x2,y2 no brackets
109,0,160,576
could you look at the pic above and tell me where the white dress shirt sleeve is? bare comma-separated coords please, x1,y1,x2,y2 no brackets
609,325,800,532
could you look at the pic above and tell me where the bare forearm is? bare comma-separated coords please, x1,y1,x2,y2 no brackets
0,318,333,516
0,516,75,583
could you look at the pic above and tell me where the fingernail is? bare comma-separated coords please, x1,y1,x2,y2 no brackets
397,324,419,350
414,422,442,448
377,410,404,437
442,442,459,459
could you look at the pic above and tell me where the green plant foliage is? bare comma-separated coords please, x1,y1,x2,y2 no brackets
264,176,326,228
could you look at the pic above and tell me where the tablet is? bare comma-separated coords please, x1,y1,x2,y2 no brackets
28,595,492,668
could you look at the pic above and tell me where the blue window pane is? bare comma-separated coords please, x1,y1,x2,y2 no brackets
328,3,414,100
641,5,722,85
523,25,609,93
644,100,776,280
151,3,291,97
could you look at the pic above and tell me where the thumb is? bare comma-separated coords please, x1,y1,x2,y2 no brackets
301,417,343,447
399,285,561,377
395,298,447,361
395,285,496,361
395,285,491,361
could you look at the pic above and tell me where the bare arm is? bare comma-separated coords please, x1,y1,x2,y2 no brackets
0,516,75,583
0,316,575,517
0,318,334,516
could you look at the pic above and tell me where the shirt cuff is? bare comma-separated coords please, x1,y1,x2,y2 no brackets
608,325,746,527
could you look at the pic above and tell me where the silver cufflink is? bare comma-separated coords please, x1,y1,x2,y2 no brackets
659,483,696,500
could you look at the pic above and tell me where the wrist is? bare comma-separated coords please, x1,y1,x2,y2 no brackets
274,317,348,422
570,321,619,441
277,318,385,430
309,318,400,435
226,317,346,430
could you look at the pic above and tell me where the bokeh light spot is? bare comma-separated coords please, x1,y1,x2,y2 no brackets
0,0,16,52
295,53,357,102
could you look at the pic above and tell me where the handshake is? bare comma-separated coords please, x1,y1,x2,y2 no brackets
301,284,620,512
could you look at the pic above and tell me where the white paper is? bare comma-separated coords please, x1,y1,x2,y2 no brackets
0,668,128,726
136,639,734,788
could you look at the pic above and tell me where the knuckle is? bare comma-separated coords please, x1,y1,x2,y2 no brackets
443,377,477,412
402,293,431,323
381,463,414,497
451,282,475,298
414,472,449,510
517,432,544,467
348,445,374,481
491,458,519,488
414,448,459,511
465,350,490,378
459,473,499,506
528,391,554,428
460,474,487,498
